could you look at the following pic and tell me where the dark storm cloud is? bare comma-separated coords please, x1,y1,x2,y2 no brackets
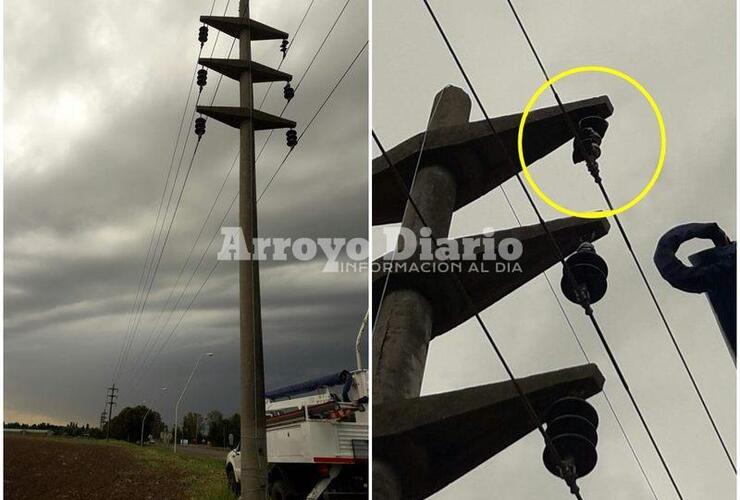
5,0,368,425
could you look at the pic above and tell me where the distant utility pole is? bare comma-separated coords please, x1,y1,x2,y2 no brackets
99,410,107,430
197,1,296,497
105,384,118,441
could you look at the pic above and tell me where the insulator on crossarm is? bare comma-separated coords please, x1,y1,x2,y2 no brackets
283,82,294,101
195,116,206,139
542,397,599,487
197,69,208,93
560,242,609,305
198,26,209,47
286,129,298,148
572,116,609,165
280,38,289,59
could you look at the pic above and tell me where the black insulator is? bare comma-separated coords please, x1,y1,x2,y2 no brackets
283,82,294,101
286,129,298,148
197,69,208,91
280,38,289,58
542,397,599,480
194,117,206,138
560,242,609,305
572,116,609,164
198,25,209,45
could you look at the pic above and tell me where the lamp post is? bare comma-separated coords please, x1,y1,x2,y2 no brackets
174,352,214,453
140,387,167,446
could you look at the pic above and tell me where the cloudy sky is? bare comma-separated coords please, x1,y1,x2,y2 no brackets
5,0,368,429
373,0,735,499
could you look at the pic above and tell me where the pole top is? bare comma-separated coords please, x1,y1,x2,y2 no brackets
428,85,471,130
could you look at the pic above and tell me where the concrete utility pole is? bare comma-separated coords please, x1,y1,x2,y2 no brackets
105,384,118,441
371,87,615,499
198,3,295,497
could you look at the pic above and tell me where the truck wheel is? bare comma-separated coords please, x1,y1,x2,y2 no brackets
269,480,298,500
226,466,240,497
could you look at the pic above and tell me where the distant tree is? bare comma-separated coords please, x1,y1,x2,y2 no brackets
206,410,224,440
182,412,205,443
109,405,162,443
206,410,229,446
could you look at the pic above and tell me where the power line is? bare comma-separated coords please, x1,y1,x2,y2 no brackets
258,40,368,203
372,87,447,330
129,152,239,377
373,130,585,500
503,0,735,475
130,39,368,397
113,43,208,383
123,1,331,391
114,0,224,382
253,0,354,169
256,0,316,110
419,1,685,497
295,0,352,91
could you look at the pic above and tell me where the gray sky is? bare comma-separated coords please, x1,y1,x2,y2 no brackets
5,0,368,429
373,0,735,499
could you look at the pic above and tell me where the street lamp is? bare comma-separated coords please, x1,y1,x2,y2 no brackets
174,352,214,453
140,387,167,446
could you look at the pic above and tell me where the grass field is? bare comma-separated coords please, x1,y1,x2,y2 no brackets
4,434,234,500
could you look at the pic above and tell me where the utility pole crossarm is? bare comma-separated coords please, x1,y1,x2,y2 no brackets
196,106,296,130
200,16,288,41
198,58,292,83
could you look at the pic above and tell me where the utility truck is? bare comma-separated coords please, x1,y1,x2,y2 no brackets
226,317,369,499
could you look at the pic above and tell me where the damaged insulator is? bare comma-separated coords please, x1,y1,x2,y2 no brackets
572,116,609,165
198,26,209,46
283,82,295,101
194,116,206,138
286,129,298,148
560,242,609,305
197,69,208,92
542,397,600,488
280,38,289,58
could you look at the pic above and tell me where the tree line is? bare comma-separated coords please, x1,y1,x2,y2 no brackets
7,407,243,449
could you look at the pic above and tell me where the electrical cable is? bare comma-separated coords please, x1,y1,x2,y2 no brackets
503,0,735,475
373,130,585,500
419,1,685,497
257,40,367,203
129,40,367,395
372,87,447,331
126,2,339,392
256,0,316,110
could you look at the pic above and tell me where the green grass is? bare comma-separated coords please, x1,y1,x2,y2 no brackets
43,437,234,500
132,444,234,500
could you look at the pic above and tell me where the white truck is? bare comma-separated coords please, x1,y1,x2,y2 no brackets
225,369,369,499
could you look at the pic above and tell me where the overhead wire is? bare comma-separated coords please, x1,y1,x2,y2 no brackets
125,0,325,392
372,130,585,500
112,0,220,382
502,0,736,474
129,37,367,397
419,0,685,497
258,40,368,203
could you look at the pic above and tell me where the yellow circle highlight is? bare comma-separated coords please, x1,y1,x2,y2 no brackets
517,66,666,219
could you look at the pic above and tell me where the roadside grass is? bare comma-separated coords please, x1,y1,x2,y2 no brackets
40,437,234,500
